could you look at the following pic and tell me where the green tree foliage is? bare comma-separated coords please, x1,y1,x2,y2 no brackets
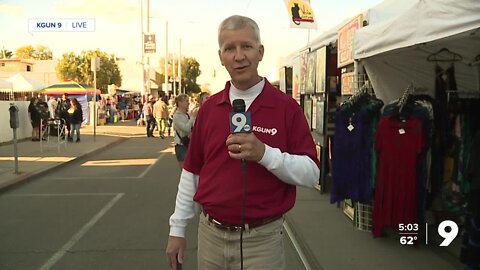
15,45,35,59
0,48,13,59
15,45,53,60
56,52,82,82
182,57,201,94
56,49,122,92
34,45,53,60
158,55,201,95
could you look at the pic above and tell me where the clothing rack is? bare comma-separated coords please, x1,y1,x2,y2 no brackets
398,83,415,114
342,83,370,107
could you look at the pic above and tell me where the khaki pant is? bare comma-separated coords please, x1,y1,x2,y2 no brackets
197,213,285,270
156,118,167,136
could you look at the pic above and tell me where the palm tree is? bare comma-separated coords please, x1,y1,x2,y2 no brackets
0,48,13,59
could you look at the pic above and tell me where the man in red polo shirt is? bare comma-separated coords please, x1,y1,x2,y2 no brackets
166,15,320,270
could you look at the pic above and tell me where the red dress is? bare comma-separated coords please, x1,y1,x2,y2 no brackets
373,117,425,237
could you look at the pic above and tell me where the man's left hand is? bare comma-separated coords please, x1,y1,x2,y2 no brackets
226,133,265,162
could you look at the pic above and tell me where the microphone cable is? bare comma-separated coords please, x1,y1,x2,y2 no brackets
240,159,247,270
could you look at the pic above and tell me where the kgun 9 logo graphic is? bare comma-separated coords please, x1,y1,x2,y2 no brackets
230,112,252,133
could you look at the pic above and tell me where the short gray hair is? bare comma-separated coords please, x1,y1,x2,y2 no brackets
218,15,261,47
175,94,189,106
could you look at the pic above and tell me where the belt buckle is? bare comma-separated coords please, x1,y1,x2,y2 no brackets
227,225,243,231
211,218,242,231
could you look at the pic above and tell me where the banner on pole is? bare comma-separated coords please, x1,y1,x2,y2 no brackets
284,0,317,29
144,33,156,54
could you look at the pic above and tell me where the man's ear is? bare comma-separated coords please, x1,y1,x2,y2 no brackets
258,45,264,61
218,50,225,66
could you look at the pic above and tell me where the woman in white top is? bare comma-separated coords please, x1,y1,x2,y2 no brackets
172,94,197,168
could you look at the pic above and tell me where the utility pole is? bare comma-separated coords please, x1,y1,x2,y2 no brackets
91,57,100,142
173,52,176,97
146,0,151,97
140,0,145,100
165,20,169,97
178,39,182,94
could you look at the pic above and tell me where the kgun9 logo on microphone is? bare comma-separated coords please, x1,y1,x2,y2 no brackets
230,111,252,133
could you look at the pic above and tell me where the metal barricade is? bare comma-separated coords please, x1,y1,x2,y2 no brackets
40,118,67,153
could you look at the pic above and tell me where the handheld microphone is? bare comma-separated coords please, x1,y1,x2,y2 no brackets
230,99,251,134
230,99,250,270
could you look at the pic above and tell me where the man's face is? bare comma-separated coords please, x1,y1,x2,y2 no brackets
218,26,264,90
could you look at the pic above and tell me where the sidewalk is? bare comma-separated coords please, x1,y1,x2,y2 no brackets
287,187,463,269
0,120,465,269
0,121,140,190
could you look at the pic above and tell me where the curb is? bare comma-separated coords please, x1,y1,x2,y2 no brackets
284,213,324,270
0,136,128,193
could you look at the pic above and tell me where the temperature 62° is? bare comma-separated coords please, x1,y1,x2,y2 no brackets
400,236,417,245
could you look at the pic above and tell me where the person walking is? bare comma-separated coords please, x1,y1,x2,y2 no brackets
172,94,197,168
153,95,170,138
166,15,320,270
67,98,83,142
143,95,156,137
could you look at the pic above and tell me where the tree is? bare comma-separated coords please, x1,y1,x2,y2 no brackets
158,55,201,95
15,45,53,60
0,48,13,59
33,45,53,60
56,49,122,92
56,52,82,82
15,45,35,59
181,57,201,94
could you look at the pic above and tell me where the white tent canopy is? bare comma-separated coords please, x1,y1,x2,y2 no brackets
5,73,45,92
354,0,480,103
0,79,13,90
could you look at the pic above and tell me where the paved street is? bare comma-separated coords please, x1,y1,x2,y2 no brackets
0,121,465,270
0,124,304,270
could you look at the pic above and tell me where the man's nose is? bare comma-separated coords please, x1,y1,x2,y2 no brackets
234,47,246,61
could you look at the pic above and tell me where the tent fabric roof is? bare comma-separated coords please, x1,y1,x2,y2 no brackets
0,79,13,90
42,81,101,95
355,0,480,59
352,0,480,103
5,73,45,92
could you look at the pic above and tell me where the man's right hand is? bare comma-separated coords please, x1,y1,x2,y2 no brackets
166,236,186,270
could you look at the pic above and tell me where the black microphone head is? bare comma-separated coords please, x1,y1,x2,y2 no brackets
232,99,246,113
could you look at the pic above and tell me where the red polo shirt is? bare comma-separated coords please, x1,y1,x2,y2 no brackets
184,79,318,224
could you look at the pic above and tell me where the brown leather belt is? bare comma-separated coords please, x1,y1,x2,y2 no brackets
203,211,283,231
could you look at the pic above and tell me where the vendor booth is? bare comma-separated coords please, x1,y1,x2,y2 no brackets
352,0,480,265
42,81,101,125
280,1,480,266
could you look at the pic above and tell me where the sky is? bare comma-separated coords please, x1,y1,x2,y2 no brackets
0,0,384,91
